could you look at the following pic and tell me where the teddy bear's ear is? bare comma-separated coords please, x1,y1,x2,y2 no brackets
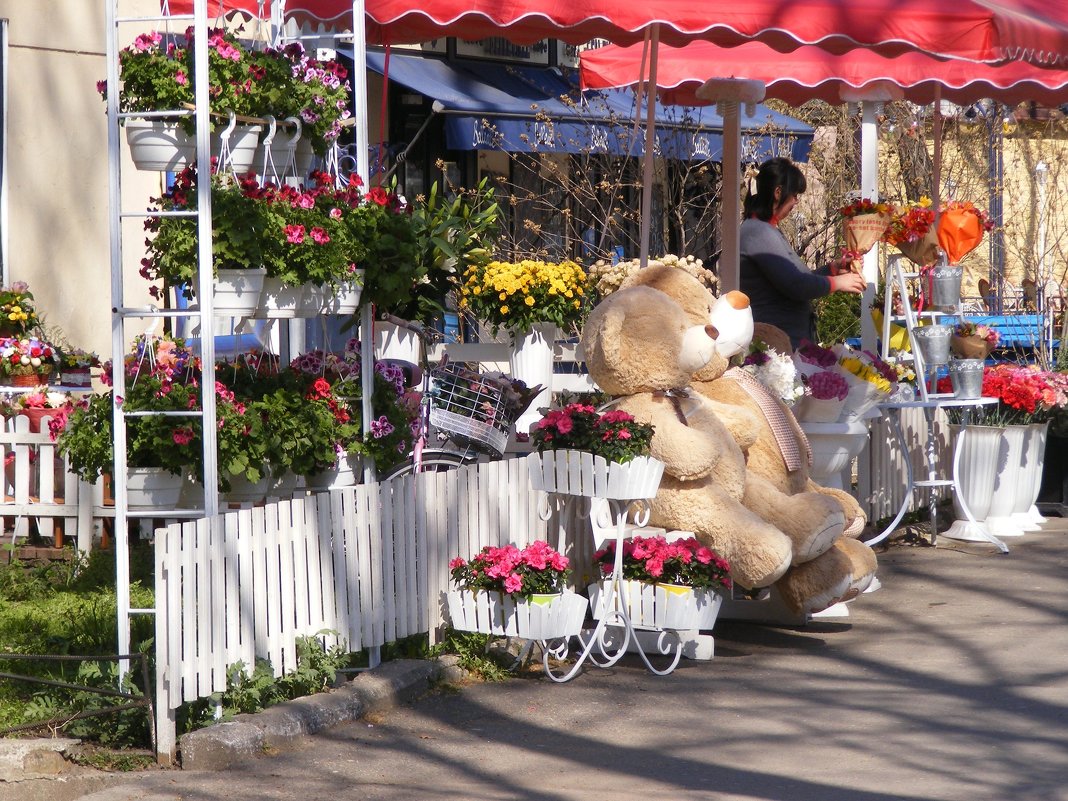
582,301,627,395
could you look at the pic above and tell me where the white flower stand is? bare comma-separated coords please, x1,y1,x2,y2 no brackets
527,451,711,681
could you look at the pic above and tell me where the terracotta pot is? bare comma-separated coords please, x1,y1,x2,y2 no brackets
16,407,54,433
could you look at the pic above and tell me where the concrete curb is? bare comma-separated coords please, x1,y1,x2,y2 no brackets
64,656,465,801
179,657,459,771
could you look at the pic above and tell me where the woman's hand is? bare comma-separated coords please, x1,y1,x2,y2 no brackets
827,255,854,275
829,272,867,294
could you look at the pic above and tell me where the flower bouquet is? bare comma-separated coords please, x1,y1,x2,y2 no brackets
793,339,838,380
589,534,731,630
883,196,939,267
839,197,892,272
834,346,895,421
937,200,995,265
794,370,849,423
0,337,58,386
739,339,805,407
0,282,40,338
527,403,663,499
446,541,588,640
950,320,1000,360
459,258,590,336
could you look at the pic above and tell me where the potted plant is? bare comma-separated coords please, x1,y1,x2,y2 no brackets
267,42,353,158
56,348,101,387
400,178,501,325
101,28,266,173
0,282,41,338
460,257,591,434
526,402,661,499
589,534,731,631
0,336,59,386
0,386,72,433
445,541,588,641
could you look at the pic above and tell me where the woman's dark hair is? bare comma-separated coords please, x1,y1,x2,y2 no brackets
743,157,807,221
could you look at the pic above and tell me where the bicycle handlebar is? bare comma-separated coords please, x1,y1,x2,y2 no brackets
378,312,427,337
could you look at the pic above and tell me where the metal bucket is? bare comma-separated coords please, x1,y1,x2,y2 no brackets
912,324,953,365
930,266,964,309
949,358,985,399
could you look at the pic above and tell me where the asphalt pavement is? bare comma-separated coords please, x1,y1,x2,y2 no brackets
11,517,1068,801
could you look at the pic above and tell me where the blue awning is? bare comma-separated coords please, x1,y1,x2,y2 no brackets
362,52,812,162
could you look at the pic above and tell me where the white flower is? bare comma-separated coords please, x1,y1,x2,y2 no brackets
742,350,806,406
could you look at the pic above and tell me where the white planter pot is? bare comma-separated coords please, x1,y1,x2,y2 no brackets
297,283,328,315
945,424,1027,542
527,450,664,500
323,271,365,315
126,467,183,510
983,423,1028,537
1010,422,1048,529
375,321,421,363
446,589,588,640
509,322,556,437
588,579,723,631
125,119,262,174
306,452,363,491
223,473,269,504
214,268,266,318
797,418,872,491
255,277,304,319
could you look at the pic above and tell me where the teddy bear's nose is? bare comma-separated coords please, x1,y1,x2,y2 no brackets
705,324,719,340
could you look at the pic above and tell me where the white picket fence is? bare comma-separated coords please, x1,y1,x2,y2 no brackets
1,413,109,551
152,456,549,758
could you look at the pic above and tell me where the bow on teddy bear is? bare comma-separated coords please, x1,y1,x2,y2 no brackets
581,278,877,616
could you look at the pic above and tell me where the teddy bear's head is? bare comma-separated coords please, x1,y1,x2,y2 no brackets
582,285,718,396
619,265,753,381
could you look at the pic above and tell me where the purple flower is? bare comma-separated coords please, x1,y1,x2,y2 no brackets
370,416,394,439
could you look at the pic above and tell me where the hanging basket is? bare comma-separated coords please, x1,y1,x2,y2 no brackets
125,119,263,174
526,450,664,499
446,589,588,640
587,579,723,631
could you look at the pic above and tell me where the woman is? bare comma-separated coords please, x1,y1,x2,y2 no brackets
740,158,866,349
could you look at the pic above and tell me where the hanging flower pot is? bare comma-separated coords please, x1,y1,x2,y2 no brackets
322,270,365,316
214,268,267,318
255,277,305,319
124,119,263,174
306,451,363,491
126,466,184,510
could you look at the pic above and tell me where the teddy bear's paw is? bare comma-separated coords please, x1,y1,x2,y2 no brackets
842,515,866,539
790,507,846,565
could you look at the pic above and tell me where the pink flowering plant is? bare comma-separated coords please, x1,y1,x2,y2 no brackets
594,535,732,593
530,403,654,464
144,167,416,301
449,541,570,598
99,29,351,148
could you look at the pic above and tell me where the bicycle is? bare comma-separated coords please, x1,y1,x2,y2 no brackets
378,314,537,480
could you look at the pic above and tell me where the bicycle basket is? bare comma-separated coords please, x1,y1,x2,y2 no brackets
428,363,519,456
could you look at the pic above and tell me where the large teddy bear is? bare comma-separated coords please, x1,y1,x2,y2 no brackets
582,284,859,610
620,265,877,610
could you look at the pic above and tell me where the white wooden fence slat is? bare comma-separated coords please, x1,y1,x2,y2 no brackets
223,513,241,671
237,509,256,673
264,502,285,676
358,485,377,648
194,518,212,698
250,506,270,674
179,520,197,703
208,514,226,694
336,489,359,652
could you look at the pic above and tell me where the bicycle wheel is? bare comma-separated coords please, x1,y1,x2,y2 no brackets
381,450,472,480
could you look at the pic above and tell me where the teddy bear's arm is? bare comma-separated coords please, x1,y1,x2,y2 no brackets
698,400,761,452
616,395,721,481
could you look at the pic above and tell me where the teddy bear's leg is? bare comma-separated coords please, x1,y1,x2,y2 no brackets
773,546,854,615
808,481,868,538
650,481,793,589
742,474,845,565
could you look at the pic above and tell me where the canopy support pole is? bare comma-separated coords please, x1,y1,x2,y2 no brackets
860,100,879,353
638,25,659,269
695,78,766,295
